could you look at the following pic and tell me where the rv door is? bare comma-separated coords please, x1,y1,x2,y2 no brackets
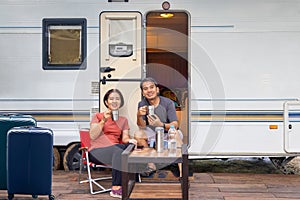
284,101,300,153
99,12,143,134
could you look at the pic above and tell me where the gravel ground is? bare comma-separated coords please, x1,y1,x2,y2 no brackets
190,157,282,174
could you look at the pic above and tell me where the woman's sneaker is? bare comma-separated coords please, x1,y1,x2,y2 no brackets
110,187,122,199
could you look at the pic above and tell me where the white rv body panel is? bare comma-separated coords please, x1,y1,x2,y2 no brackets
1,0,300,161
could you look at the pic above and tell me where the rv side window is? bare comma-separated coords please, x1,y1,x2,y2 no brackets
42,18,87,70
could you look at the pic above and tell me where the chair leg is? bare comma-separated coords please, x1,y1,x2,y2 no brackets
89,178,112,194
79,151,112,194
86,166,112,194
137,173,141,182
78,157,83,182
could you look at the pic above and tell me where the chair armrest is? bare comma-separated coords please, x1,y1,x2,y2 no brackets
79,146,88,151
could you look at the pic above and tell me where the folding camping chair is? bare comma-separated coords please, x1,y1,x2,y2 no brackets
78,129,112,194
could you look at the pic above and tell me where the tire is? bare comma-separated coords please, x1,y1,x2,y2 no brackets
63,143,81,171
53,147,60,170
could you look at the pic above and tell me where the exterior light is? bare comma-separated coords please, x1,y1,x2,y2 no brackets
160,13,174,18
162,1,170,10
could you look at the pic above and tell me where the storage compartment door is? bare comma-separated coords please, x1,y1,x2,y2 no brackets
284,101,300,153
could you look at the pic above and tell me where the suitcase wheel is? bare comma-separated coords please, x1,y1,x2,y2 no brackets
7,194,54,200
8,194,14,200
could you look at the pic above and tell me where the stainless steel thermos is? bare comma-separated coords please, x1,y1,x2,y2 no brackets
155,127,164,152
148,105,154,116
111,110,119,121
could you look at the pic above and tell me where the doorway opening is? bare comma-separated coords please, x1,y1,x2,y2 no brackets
146,11,189,143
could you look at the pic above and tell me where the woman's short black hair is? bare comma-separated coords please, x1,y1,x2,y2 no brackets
140,77,158,90
103,89,124,108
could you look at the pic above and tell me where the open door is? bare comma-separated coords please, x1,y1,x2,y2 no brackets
284,101,300,153
145,11,190,144
99,12,142,134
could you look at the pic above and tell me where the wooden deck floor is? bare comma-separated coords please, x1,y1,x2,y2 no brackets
1,169,300,200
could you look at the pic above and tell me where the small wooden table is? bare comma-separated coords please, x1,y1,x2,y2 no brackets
121,144,188,200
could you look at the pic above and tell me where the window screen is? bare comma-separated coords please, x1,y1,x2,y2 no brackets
42,18,87,70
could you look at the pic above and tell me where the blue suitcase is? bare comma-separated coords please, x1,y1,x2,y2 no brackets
7,126,55,200
0,113,36,190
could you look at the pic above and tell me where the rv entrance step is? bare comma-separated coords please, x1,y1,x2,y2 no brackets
129,183,182,200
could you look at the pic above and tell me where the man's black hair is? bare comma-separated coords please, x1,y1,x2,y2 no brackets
140,77,158,90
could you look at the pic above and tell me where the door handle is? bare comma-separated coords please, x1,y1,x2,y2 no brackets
101,76,106,85
100,67,116,73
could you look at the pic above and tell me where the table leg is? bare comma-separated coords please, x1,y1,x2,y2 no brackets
182,144,189,200
122,171,129,200
121,144,136,200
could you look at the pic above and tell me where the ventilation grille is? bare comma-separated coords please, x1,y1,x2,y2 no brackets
91,81,99,95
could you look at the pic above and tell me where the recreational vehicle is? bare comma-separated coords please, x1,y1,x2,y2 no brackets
1,0,300,173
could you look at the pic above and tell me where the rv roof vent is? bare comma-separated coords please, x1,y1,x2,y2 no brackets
108,0,128,2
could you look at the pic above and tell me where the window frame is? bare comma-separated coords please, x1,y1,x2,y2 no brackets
42,18,87,70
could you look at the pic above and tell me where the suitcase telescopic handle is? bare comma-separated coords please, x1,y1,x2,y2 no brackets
2,113,21,117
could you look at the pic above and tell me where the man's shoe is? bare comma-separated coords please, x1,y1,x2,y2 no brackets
140,166,156,177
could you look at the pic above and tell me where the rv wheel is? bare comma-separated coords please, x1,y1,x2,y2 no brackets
53,147,60,170
63,143,81,171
